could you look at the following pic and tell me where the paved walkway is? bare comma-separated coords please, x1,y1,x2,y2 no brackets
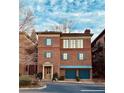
56,80,105,85
41,80,105,85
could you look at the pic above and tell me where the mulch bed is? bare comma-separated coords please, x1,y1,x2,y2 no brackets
19,81,45,88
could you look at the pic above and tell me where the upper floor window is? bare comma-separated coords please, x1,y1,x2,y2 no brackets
78,53,84,60
77,39,83,48
45,38,52,46
45,52,52,58
63,39,83,48
62,53,69,60
63,40,69,48
70,40,76,48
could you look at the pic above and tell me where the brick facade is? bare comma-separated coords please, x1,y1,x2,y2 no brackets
37,34,61,77
37,29,93,80
92,29,105,79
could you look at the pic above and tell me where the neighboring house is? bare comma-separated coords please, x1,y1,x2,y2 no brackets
19,32,37,75
37,29,93,80
92,29,105,79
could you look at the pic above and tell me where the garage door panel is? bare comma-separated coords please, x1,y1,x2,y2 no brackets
65,69,76,79
79,69,90,79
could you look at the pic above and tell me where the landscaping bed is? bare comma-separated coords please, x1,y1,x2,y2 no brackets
19,75,44,88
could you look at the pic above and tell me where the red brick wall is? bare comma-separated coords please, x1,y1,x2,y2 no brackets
95,34,105,45
60,49,92,66
37,33,92,78
38,34,61,75
60,38,92,66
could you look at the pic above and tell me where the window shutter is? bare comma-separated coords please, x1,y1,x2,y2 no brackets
77,53,79,60
44,39,47,45
44,52,46,58
67,53,69,60
61,54,63,60
51,39,53,45
84,53,87,60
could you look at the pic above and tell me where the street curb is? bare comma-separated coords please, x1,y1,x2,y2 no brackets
55,81,105,85
19,85,47,90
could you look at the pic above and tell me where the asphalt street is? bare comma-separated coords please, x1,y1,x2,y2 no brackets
19,82,105,93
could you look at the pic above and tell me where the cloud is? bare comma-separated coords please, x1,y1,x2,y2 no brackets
20,0,105,39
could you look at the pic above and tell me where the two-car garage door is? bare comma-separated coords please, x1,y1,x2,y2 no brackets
65,69,90,79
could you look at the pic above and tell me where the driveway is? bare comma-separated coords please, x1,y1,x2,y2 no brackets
20,82,105,93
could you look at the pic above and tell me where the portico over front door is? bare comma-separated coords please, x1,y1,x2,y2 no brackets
42,62,53,80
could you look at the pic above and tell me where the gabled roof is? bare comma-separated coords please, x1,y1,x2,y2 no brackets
92,29,105,45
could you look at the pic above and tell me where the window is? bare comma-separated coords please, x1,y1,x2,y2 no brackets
62,53,69,60
63,40,69,48
77,39,83,48
78,53,84,60
80,39,83,48
45,52,52,58
45,38,52,46
70,40,76,48
63,39,83,48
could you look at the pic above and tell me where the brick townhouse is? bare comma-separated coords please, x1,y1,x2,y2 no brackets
92,29,105,79
37,29,93,80
19,32,37,75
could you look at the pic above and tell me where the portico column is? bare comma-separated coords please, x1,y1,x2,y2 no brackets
42,65,44,79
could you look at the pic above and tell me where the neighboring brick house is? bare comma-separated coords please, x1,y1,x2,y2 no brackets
37,29,93,80
92,29,105,79
19,32,37,75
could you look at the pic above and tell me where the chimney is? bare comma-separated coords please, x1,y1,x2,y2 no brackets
84,29,90,34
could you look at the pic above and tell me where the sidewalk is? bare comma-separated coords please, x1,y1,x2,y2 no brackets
41,79,105,85
19,85,47,90
56,80,105,85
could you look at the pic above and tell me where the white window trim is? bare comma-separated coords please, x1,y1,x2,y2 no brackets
46,38,52,46
79,53,84,60
63,39,83,48
63,53,68,60
46,52,52,58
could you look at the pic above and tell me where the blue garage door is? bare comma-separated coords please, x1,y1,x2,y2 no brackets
79,69,90,79
65,69,76,79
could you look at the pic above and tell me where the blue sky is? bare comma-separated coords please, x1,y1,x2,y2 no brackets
20,0,105,40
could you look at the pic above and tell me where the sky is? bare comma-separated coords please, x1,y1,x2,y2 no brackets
19,0,105,41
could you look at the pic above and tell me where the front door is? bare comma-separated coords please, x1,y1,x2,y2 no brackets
44,66,51,79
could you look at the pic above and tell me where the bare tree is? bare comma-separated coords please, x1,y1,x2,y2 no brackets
19,31,38,75
51,19,74,33
19,1,34,32
19,1,37,76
